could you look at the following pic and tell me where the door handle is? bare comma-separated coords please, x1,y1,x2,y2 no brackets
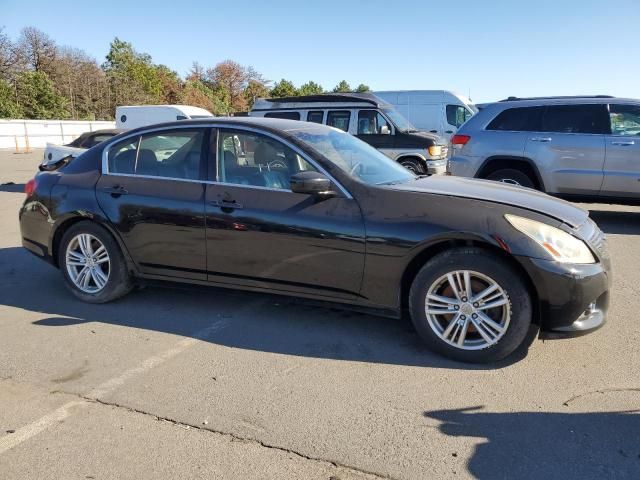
611,140,635,146
101,185,128,196
430,130,438,133
210,199,243,210
445,130,454,134
530,137,552,142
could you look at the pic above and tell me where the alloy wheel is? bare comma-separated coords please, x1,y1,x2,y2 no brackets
424,270,511,350
65,233,110,294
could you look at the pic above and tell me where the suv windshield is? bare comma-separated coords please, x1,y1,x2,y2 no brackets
291,128,416,185
381,107,417,132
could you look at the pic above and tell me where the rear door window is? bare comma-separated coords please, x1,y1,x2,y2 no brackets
307,111,324,124
326,111,351,131
541,104,610,134
486,107,544,131
264,111,301,120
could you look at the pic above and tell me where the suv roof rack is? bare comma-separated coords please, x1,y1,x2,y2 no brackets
263,93,381,106
499,95,615,102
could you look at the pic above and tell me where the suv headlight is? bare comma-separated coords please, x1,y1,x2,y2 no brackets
505,214,596,264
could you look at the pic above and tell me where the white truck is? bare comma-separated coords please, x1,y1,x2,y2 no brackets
115,105,214,129
373,90,477,139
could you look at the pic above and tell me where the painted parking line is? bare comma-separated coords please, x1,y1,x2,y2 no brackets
0,318,230,455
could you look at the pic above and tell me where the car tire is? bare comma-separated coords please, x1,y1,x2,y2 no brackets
486,169,536,189
58,221,134,303
409,247,532,363
399,157,426,174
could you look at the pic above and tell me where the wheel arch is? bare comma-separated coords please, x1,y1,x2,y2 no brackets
476,156,546,191
50,214,135,273
399,238,541,326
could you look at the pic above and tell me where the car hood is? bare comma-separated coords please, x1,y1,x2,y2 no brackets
388,176,589,227
406,130,446,145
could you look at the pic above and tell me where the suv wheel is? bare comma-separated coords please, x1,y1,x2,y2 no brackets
486,169,536,189
409,247,532,363
59,221,134,303
399,157,426,174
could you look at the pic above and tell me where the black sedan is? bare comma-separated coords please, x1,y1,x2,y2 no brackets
19,117,611,363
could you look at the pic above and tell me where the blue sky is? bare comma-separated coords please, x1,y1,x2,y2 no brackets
2,0,637,102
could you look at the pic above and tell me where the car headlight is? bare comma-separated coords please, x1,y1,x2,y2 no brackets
428,145,442,157
505,214,596,264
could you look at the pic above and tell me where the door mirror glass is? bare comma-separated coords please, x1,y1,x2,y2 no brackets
290,171,332,195
380,125,390,135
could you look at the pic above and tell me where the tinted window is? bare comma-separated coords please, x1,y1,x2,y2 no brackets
107,130,204,180
357,110,391,134
264,111,301,120
218,130,317,190
486,107,543,131
326,111,350,131
541,104,610,134
446,105,473,127
307,111,324,124
609,104,640,136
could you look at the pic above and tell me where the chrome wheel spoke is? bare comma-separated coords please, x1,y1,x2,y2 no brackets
91,268,107,289
476,312,505,336
471,284,498,303
477,298,509,310
457,317,470,346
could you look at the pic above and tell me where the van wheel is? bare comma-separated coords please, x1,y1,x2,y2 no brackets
399,157,426,174
486,169,536,189
58,221,134,303
409,247,532,363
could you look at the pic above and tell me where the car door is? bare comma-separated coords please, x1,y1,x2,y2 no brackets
204,127,366,300
524,104,609,195
601,103,640,198
96,127,208,280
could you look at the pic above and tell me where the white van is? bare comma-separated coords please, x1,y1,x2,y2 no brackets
115,105,214,130
373,90,477,139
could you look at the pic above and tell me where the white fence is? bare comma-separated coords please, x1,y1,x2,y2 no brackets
0,119,116,151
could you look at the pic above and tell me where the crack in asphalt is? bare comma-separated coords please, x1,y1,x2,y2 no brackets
54,391,399,480
563,387,640,406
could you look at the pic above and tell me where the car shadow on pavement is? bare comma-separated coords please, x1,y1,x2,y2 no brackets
1,246,536,370
589,209,640,236
0,182,25,193
424,406,640,479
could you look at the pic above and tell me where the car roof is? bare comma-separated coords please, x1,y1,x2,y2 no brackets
492,96,640,107
113,116,337,137
252,93,391,110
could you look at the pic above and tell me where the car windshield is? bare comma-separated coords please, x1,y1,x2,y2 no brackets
381,107,417,132
291,128,416,186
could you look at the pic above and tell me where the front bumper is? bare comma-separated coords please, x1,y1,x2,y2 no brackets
425,159,447,175
515,256,611,337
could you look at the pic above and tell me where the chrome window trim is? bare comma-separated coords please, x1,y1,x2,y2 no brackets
101,123,353,199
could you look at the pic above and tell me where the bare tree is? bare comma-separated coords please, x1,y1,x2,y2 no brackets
16,26,57,75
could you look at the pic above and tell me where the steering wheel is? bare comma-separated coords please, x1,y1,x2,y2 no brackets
349,162,362,176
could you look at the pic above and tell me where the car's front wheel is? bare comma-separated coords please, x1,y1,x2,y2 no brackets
59,221,133,303
399,157,426,174
409,247,532,363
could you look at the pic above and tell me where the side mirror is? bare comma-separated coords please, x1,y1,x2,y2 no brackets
290,171,332,195
380,125,391,135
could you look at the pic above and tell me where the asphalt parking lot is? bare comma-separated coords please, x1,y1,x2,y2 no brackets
0,150,639,480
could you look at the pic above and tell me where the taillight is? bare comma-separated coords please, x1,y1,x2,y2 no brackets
25,178,37,197
451,134,471,146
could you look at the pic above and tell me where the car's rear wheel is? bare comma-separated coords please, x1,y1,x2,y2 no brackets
409,247,532,363
399,157,426,174
59,221,133,303
486,169,536,189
